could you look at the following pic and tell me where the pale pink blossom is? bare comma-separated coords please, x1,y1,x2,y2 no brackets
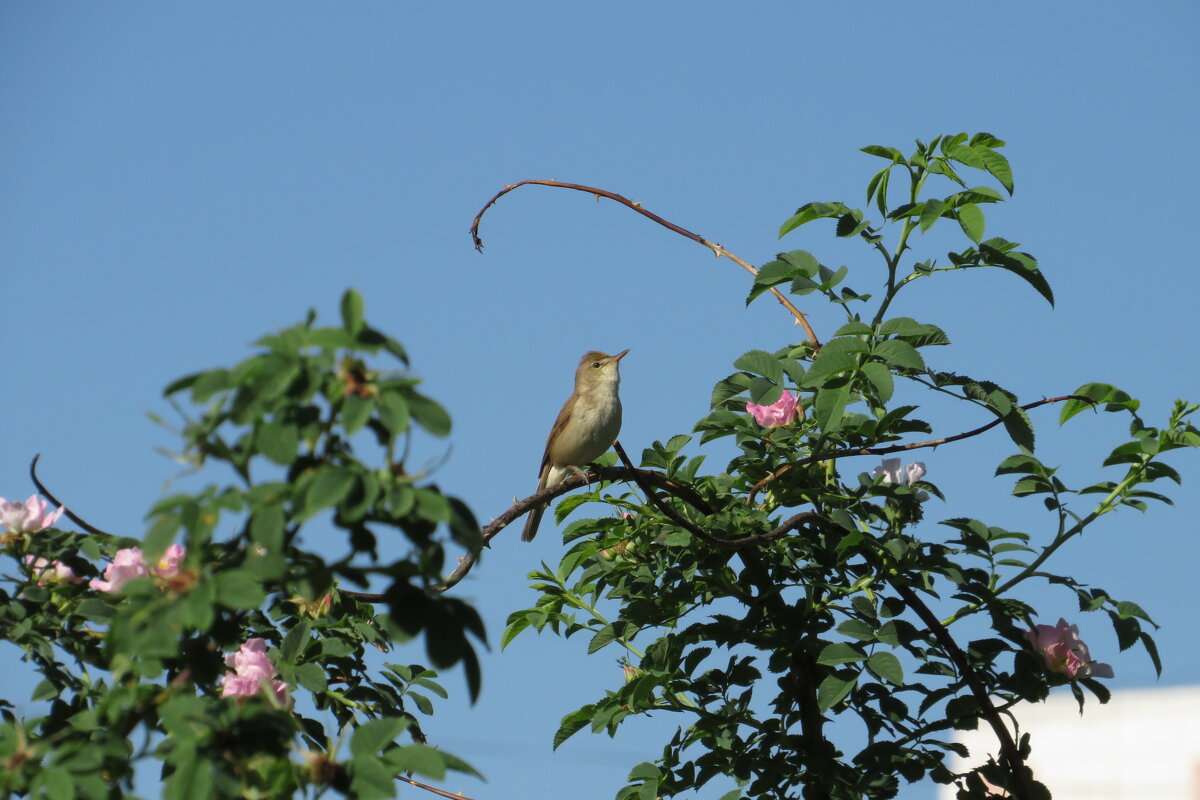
23,555,81,585
0,495,64,534
623,665,641,683
872,458,929,500
746,391,799,427
151,544,186,579
89,547,149,593
1026,618,1114,680
221,638,289,703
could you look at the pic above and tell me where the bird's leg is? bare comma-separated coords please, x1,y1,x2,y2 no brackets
565,465,592,483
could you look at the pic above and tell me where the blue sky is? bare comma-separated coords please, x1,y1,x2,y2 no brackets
2,3,1198,799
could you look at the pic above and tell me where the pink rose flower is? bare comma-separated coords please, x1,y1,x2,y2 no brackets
151,544,186,579
1026,618,1114,680
89,547,149,593
23,555,81,585
0,495,64,534
746,391,799,427
221,638,289,703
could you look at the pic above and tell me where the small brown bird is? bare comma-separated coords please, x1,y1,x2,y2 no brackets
521,349,630,542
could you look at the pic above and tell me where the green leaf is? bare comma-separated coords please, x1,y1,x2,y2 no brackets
817,642,866,665
377,391,410,435
256,421,299,465
747,250,819,304
249,503,285,553
341,288,366,334
281,621,312,662
349,758,396,800
305,466,356,514
390,744,446,779
214,570,266,610
860,144,905,163
732,350,784,385
296,661,328,692
860,362,894,403
872,340,925,371
979,240,1054,306
1002,406,1036,453
342,394,373,435
410,393,452,437
501,614,531,651
813,380,851,433
866,651,904,684
804,337,868,385
817,671,857,712
588,625,618,654
978,148,1014,193
1060,383,1136,423
957,203,985,243
918,199,945,232
779,202,851,238
553,706,594,750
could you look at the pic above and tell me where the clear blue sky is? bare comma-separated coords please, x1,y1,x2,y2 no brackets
2,4,1198,799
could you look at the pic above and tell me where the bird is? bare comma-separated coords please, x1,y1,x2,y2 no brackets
521,349,630,542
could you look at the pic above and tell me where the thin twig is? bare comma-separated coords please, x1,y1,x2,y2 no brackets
469,179,821,351
347,462,707,600
397,775,479,800
748,395,1087,503
29,455,116,537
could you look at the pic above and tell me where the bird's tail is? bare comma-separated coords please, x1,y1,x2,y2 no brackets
521,503,545,542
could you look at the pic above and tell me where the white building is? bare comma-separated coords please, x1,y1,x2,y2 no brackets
940,686,1200,800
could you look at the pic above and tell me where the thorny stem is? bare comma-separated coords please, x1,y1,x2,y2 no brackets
469,179,822,352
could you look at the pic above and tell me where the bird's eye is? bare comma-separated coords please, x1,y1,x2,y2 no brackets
592,361,601,368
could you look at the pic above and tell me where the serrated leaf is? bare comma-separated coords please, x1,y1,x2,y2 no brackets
860,362,893,403
588,625,618,654
732,350,784,384
866,651,904,684
817,671,857,712
553,707,594,750
978,148,1014,193
957,203,985,243
860,145,905,163
817,642,866,665
804,337,868,385
872,340,925,371
779,202,851,238
980,240,1054,306
1002,406,1036,453
813,380,851,433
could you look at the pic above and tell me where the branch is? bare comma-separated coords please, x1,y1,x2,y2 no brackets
749,394,1089,503
887,578,1036,800
345,461,708,601
29,455,116,538
397,775,479,800
469,179,821,351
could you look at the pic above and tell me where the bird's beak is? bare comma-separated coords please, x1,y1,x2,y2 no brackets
611,349,631,363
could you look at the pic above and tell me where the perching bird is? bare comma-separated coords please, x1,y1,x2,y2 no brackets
521,349,629,542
